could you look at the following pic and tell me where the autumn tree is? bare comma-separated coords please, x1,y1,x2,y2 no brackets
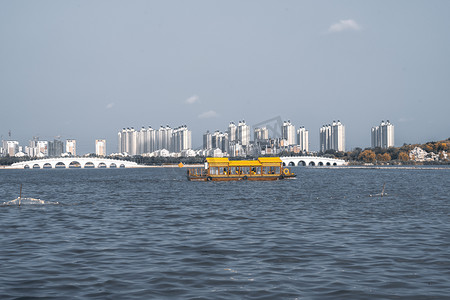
423,144,433,152
359,150,376,163
377,153,391,162
398,152,409,162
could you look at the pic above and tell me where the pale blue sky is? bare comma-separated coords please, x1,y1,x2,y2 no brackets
1,1,449,153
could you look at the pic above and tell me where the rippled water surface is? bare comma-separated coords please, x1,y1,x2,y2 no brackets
1,167,449,299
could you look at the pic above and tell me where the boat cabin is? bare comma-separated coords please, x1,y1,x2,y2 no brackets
187,157,295,181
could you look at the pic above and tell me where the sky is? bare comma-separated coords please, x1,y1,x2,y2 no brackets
1,0,449,154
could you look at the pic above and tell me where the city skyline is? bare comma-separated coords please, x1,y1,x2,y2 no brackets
0,119,434,157
1,1,449,154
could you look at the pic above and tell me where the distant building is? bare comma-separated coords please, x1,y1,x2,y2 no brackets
172,125,191,152
95,139,106,156
254,127,269,142
320,120,345,152
296,127,309,152
203,131,212,150
157,125,173,152
371,120,394,148
2,140,19,156
238,120,250,146
282,120,296,146
138,127,156,154
48,139,64,157
228,122,237,143
66,139,77,156
118,124,191,155
212,131,229,154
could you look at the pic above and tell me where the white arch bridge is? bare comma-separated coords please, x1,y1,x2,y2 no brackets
281,156,347,167
9,157,140,169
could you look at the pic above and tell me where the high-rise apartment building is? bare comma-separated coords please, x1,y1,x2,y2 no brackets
95,139,106,156
254,127,269,141
282,120,296,146
211,131,229,153
66,139,77,156
26,138,47,157
371,120,394,148
238,120,250,146
137,127,156,154
203,131,212,150
228,122,237,142
37,141,48,156
118,128,139,155
48,139,64,157
118,125,191,155
2,140,19,156
296,127,309,152
157,125,173,151
320,120,345,152
172,125,191,153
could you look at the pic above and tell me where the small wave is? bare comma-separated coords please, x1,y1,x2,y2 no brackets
2,197,59,206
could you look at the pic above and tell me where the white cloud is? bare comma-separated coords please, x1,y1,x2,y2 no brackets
106,102,115,109
198,110,218,119
328,19,362,33
185,95,199,104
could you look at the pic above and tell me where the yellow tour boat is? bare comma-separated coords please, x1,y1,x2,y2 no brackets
187,157,296,181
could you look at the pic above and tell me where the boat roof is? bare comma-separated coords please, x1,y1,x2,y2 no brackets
257,157,282,163
206,157,282,167
206,157,229,166
229,160,262,167
206,157,229,163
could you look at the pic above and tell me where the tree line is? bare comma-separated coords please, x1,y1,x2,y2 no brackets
317,138,450,165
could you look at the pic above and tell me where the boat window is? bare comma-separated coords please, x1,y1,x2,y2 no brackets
230,167,238,175
250,167,261,175
210,167,219,175
241,167,250,174
219,167,228,175
263,166,279,174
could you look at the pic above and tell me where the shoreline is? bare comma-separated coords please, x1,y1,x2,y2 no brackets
0,164,204,170
1,164,448,170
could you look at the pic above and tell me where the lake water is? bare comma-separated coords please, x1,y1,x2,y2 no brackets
1,167,449,299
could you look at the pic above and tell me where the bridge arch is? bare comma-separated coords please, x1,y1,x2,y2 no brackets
298,161,306,166
84,162,95,168
288,161,295,166
309,161,315,166
318,162,324,166
69,161,81,168
110,163,117,168
98,162,107,168
33,164,40,169
43,163,52,168
55,162,66,168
